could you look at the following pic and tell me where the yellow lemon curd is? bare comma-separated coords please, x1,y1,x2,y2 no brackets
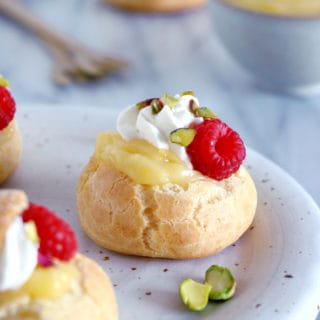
223,0,320,16
94,131,199,186
21,261,80,299
0,260,80,301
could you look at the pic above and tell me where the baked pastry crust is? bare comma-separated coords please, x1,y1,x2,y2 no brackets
0,121,22,185
105,0,206,12
0,254,118,320
77,157,257,259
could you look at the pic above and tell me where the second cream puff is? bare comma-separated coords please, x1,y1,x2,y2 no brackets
0,190,117,320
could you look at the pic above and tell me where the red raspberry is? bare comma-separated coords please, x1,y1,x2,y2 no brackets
186,119,246,180
0,86,16,130
22,203,77,262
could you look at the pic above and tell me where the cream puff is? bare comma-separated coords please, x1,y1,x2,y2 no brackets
77,92,257,259
105,0,206,12
0,189,118,320
0,77,22,185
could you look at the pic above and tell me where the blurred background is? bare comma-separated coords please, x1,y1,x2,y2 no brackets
0,0,319,205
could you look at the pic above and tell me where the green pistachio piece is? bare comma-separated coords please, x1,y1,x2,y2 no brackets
135,98,156,110
0,76,9,88
179,278,212,312
205,265,236,301
170,128,196,147
151,99,164,114
181,90,195,97
196,107,218,119
189,99,200,115
160,94,179,108
25,221,39,244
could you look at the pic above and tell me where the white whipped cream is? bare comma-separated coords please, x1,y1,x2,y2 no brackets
0,216,38,291
117,94,203,168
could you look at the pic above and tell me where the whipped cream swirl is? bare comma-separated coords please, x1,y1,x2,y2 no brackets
117,94,203,168
0,216,38,291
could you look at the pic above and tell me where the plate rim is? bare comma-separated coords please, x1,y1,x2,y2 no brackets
15,103,320,320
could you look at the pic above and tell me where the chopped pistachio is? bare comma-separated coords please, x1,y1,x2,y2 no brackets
181,90,195,97
0,76,9,88
170,128,196,147
205,265,236,301
189,99,200,115
151,99,164,114
196,107,218,119
25,221,39,244
135,98,157,110
160,94,179,108
179,278,212,312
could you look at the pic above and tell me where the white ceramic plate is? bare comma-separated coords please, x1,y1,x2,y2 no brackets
4,105,320,320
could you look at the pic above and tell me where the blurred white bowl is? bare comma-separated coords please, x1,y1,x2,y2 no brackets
208,0,320,94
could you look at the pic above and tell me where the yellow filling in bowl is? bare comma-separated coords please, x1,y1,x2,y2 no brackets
223,0,320,16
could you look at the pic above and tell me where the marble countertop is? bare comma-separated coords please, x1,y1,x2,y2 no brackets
0,1,319,317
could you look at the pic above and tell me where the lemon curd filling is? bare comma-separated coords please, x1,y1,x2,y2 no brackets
0,260,80,301
0,121,16,146
223,0,320,16
95,131,199,186
21,261,80,299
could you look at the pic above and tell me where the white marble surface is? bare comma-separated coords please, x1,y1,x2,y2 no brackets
0,1,319,317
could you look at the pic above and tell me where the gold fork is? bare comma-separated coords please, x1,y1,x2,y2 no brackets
0,0,128,85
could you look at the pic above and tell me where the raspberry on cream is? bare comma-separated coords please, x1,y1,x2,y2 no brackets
23,203,78,262
0,216,38,291
187,119,246,181
0,85,16,131
117,93,203,168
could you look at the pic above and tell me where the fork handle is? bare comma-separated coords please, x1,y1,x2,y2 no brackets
0,0,73,50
